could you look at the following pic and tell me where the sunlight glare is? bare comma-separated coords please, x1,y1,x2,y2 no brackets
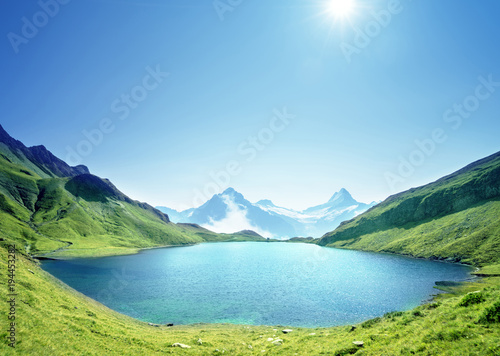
326,0,356,19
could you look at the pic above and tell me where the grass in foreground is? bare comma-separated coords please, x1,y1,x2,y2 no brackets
1,246,500,355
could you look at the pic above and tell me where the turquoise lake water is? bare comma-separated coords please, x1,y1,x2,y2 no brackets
41,242,472,327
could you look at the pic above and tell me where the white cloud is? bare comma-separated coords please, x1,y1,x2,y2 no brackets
201,195,274,238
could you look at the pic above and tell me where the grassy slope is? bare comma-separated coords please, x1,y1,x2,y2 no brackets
1,246,499,355
1,142,500,354
319,152,500,266
0,143,53,180
0,155,264,259
325,200,500,265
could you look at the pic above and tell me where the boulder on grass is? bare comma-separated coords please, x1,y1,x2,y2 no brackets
172,343,191,349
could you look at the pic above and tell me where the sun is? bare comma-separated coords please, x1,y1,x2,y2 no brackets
326,0,356,19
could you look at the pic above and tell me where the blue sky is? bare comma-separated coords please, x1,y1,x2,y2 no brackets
1,0,499,211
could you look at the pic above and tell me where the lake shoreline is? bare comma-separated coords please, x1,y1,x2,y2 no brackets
33,238,479,271
32,238,287,260
40,241,474,329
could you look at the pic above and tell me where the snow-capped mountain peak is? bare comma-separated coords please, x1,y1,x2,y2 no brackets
326,188,357,207
157,188,378,239
256,199,276,207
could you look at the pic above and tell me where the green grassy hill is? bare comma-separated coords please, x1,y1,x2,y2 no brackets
0,155,261,258
1,243,499,355
1,126,499,355
318,151,500,266
0,125,89,179
0,125,264,258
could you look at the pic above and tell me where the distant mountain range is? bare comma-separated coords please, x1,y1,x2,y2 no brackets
157,188,377,239
0,125,265,258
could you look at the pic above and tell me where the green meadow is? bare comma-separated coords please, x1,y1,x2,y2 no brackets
1,247,499,355
1,136,500,354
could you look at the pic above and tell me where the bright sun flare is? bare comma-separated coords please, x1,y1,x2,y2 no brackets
327,0,356,19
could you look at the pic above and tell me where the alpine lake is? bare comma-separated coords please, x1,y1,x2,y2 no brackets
41,242,472,328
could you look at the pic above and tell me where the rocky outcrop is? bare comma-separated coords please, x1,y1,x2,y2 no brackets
0,124,89,178
171,343,191,349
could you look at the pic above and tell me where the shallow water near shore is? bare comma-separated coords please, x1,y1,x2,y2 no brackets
41,242,472,327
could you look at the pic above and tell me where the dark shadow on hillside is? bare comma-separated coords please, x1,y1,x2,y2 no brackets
65,174,119,203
